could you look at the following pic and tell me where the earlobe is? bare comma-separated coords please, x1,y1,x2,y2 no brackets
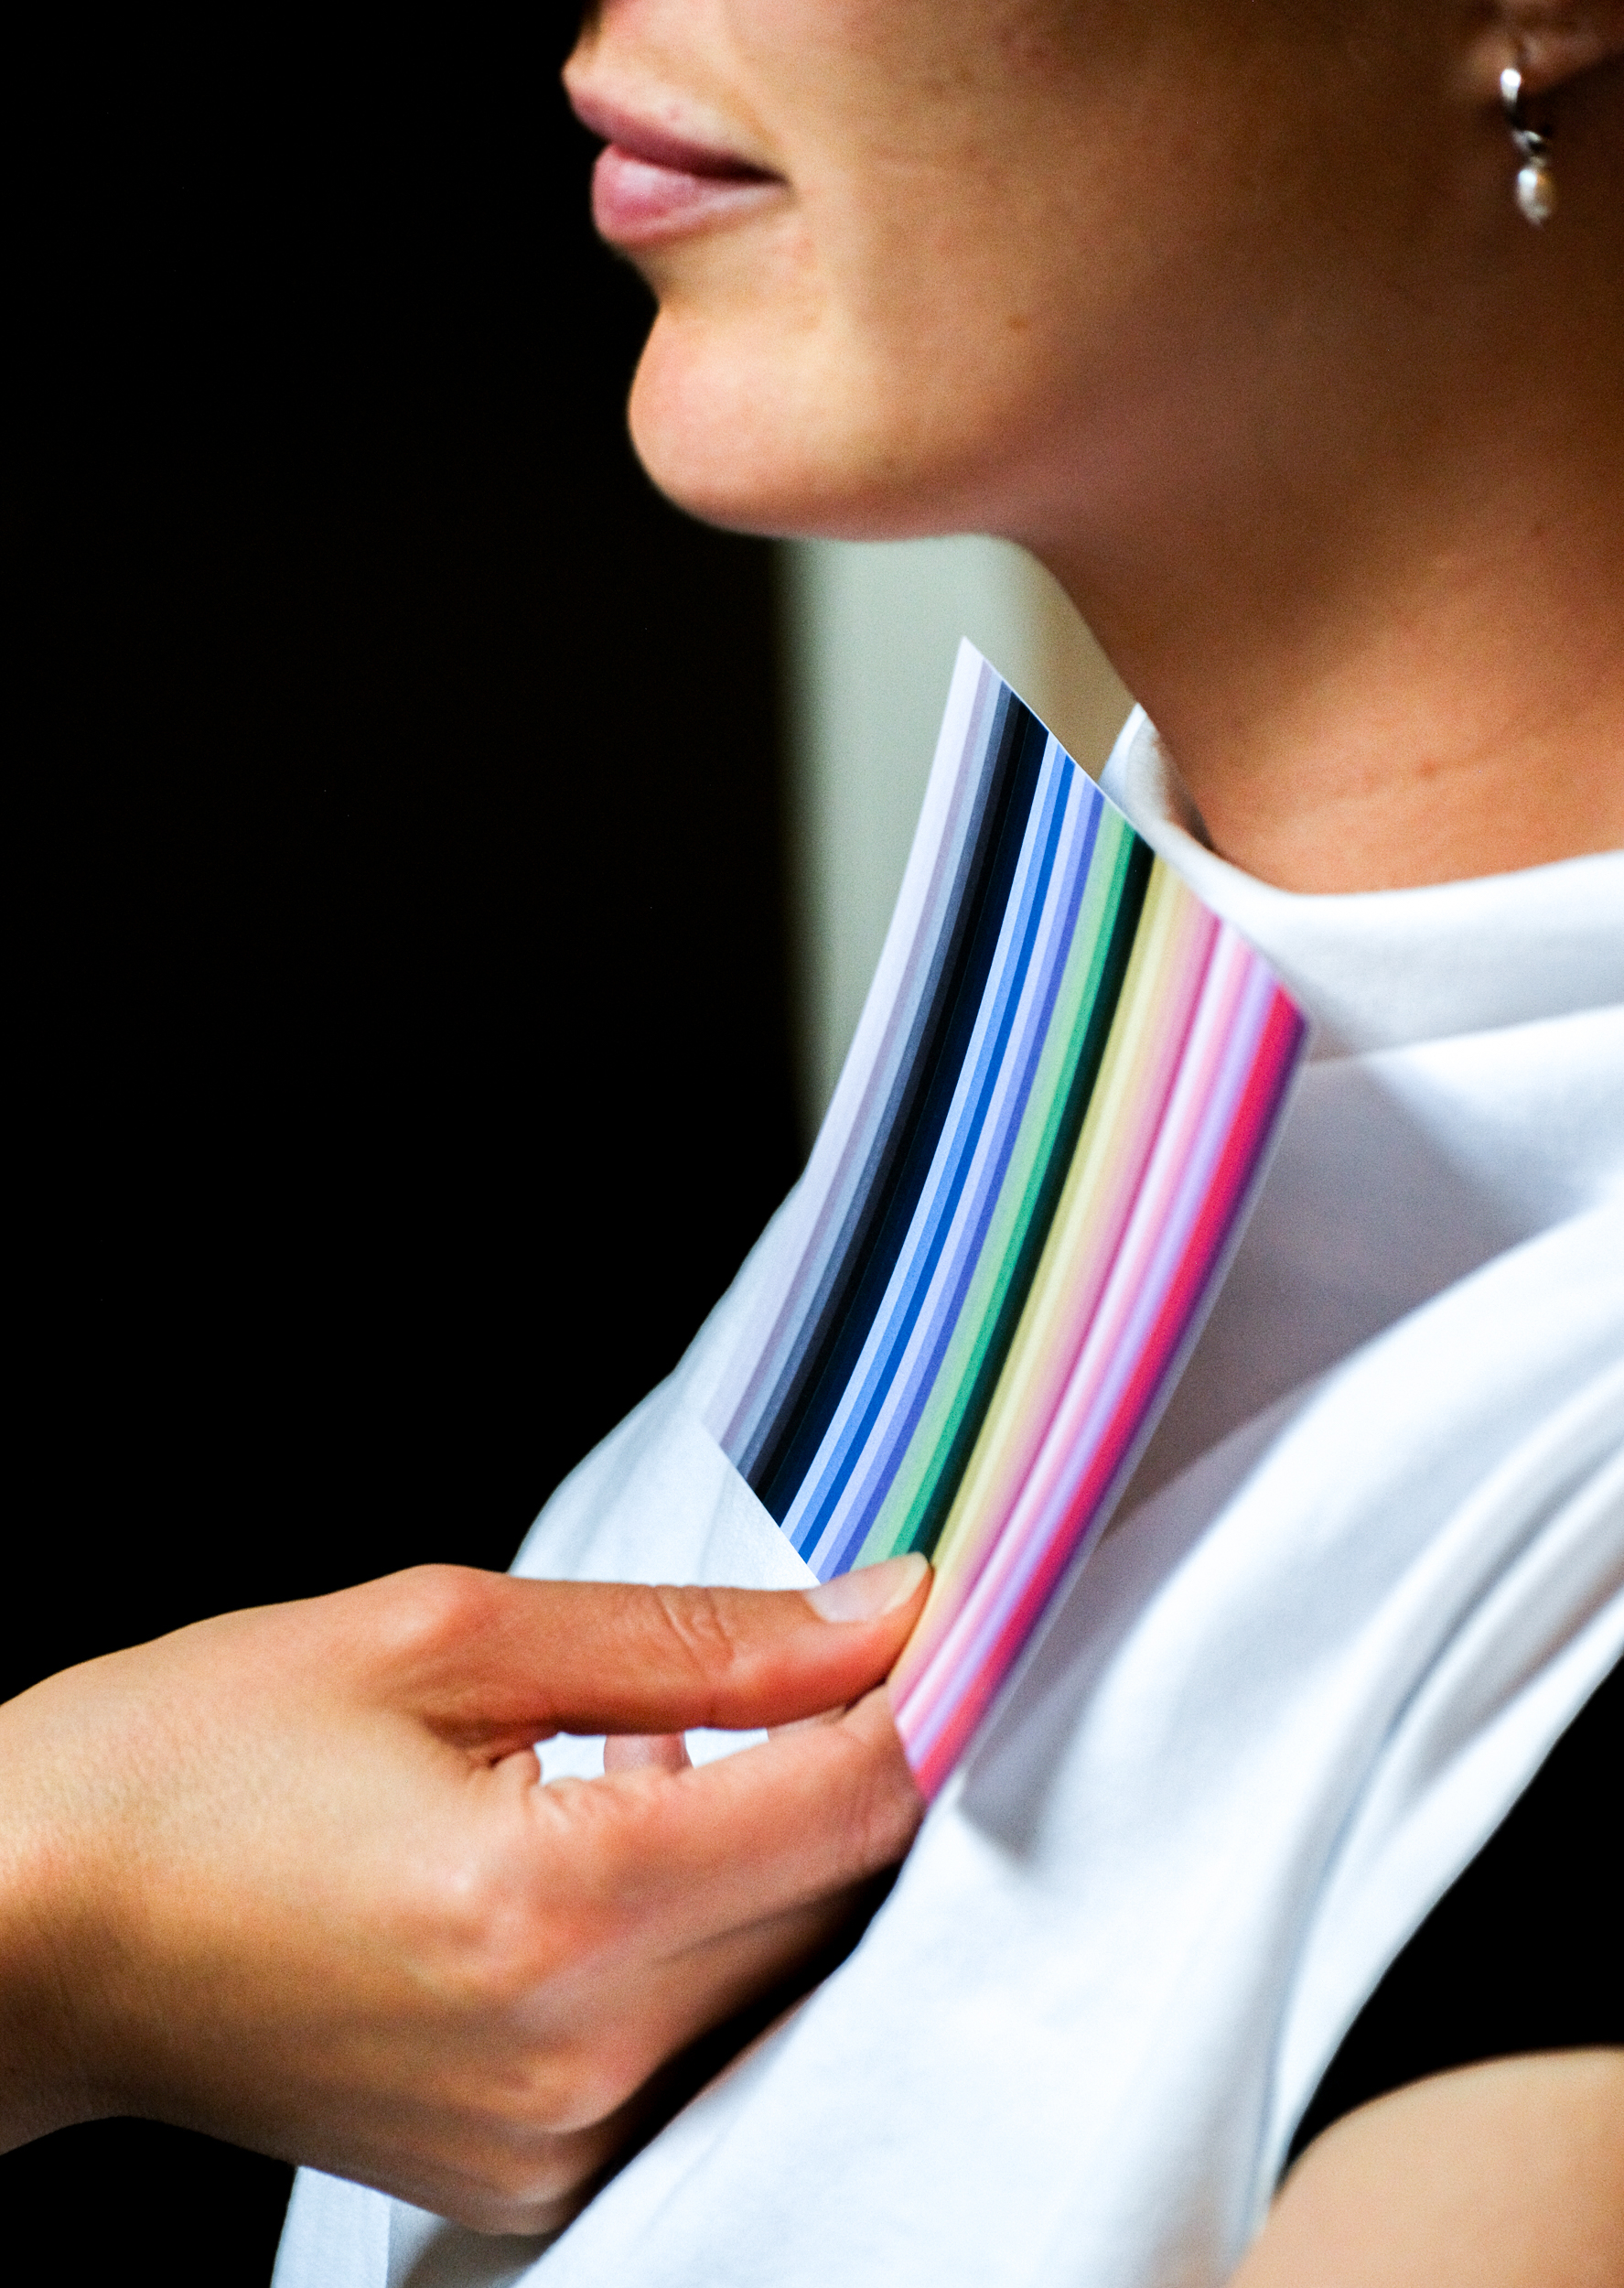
1466,0,1624,103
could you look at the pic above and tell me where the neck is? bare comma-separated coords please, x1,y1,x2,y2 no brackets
1035,101,1624,893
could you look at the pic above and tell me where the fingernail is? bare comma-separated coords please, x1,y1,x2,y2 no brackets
806,1552,929,1623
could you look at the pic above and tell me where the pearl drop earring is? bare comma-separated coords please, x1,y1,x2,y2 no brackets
1500,65,1554,224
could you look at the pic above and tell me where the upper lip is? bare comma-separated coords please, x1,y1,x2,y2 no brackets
565,85,780,183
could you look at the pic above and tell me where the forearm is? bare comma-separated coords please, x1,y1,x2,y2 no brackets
0,1679,105,2151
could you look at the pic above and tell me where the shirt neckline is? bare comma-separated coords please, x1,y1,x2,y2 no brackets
1098,708,1624,1056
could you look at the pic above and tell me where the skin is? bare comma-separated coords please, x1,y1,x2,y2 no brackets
563,0,1624,2276
5,0,1618,2261
1230,2053,1624,2288
0,1557,928,2231
570,0,1624,890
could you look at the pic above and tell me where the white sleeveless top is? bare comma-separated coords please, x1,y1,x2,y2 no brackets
275,713,1624,2288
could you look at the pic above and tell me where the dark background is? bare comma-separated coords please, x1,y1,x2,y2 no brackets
11,18,797,2280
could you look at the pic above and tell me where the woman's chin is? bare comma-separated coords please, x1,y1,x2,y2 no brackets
625,321,975,545
628,323,825,536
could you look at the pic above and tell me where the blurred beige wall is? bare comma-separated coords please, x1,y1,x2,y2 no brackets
781,536,1132,1140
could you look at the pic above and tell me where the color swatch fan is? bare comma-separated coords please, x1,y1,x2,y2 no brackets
705,644,1306,1797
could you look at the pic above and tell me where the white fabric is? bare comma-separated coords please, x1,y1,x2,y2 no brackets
276,708,1624,2288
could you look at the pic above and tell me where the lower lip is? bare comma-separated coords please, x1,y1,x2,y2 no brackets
591,144,780,248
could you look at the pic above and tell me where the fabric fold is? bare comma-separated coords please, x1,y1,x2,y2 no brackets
277,687,1624,2288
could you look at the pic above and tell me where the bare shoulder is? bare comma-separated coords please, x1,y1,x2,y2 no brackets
1231,2050,1624,2288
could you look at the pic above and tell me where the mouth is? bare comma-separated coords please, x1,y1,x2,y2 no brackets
568,88,785,250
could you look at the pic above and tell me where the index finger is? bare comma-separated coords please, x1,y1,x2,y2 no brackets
366,1556,930,1750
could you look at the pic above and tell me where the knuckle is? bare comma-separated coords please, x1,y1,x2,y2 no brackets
414,1857,565,2004
444,2045,656,2231
540,2042,648,2132
453,2142,576,2234
375,1563,499,1660
463,2142,606,2234
489,2122,576,2200
648,1584,750,1711
834,1710,924,1873
450,2187,545,2237
413,1822,646,2020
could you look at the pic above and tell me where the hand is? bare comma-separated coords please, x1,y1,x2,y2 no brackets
0,1555,929,2231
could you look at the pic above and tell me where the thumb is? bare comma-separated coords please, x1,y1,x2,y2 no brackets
364,1556,930,1752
